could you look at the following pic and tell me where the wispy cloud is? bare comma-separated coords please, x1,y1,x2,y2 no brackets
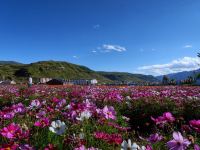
137,57,200,76
140,48,144,52
100,44,127,52
91,50,97,53
183,44,192,48
93,24,100,29
72,55,79,59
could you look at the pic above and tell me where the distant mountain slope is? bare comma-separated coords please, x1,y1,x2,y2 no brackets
0,61,22,65
98,71,159,83
156,69,200,81
0,60,159,83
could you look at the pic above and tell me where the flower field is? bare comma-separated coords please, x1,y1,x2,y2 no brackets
1,85,200,150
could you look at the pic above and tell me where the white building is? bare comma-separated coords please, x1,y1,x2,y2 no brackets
40,78,52,84
91,79,98,85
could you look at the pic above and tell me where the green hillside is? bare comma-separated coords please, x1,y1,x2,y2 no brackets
0,61,158,83
98,71,159,83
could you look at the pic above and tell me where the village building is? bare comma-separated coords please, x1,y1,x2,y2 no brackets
91,79,98,85
40,78,52,84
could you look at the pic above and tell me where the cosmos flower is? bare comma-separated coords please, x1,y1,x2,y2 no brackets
19,144,35,150
151,112,175,125
29,99,41,109
121,139,146,150
194,144,200,150
76,110,92,121
102,106,116,120
1,123,29,139
167,132,191,150
34,117,50,128
49,120,66,135
189,120,200,133
148,133,163,143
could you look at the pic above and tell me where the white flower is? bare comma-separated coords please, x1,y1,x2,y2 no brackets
121,140,146,150
76,110,92,121
79,132,85,139
126,96,132,101
49,120,66,135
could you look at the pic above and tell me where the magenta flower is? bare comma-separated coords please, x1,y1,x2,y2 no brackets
194,144,200,150
146,145,153,150
163,112,175,122
189,120,200,133
167,132,191,150
1,123,29,139
12,103,25,114
29,99,41,109
148,133,163,143
151,112,175,125
0,142,19,150
36,111,47,119
34,117,50,128
3,112,15,119
94,131,122,145
102,106,116,120
19,144,35,150
1,123,21,139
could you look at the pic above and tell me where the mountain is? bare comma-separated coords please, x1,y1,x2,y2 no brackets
0,61,23,65
156,69,200,81
0,60,159,83
98,71,159,83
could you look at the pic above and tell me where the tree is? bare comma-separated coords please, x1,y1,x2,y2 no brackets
14,68,30,77
162,75,169,85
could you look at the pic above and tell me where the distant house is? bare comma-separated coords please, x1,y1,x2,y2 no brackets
0,80,12,85
10,80,16,85
40,78,52,84
91,79,98,85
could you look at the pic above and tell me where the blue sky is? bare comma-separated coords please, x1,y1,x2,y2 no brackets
0,0,200,76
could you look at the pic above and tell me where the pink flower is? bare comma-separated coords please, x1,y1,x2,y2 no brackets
12,103,25,114
189,120,200,133
148,133,163,143
93,131,122,145
1,123,21,139
167,132,191,150
194,144,200,150
74,145,99,150
0,142,19,150
3,112,15,119
102,106,116,120
107,133,122,145
29,99,41,109
1,123,29,140
94,132,108,139
34,118,50,128
151,112,175,125
163,112,175,122
19,144,35,150
145,145,153,150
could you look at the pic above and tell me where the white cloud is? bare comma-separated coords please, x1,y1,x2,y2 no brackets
101,44,126,52
183,44,192,48
91,50,97,53
137,57,200,76
73,55,79,59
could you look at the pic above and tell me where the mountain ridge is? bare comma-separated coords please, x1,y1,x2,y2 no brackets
0,60,159,83
156,69,200,81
